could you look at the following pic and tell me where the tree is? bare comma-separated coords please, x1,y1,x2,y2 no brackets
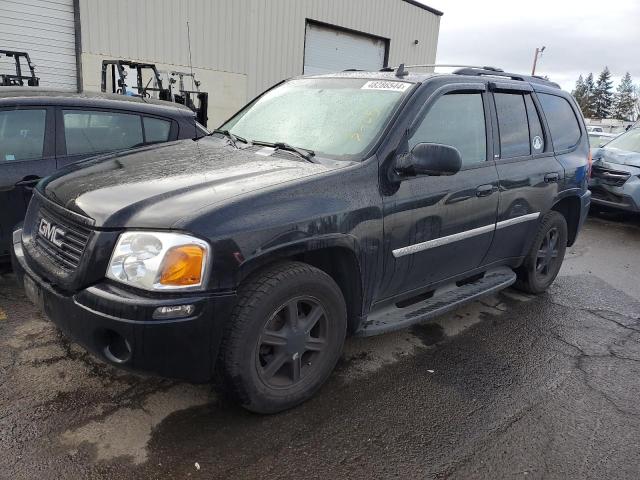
612,72,636,121
592,67,614,119
572,75,586,109
578,73,596,118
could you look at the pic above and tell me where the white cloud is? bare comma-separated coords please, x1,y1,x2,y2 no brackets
423,0,640,90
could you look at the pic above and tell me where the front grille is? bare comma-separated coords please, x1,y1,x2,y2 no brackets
33,207,92,270
591,165,631,187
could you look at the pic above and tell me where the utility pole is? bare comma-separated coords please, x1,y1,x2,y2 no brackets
531,46,546,76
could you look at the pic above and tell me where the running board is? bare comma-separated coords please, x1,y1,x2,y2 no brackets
356,267,517,337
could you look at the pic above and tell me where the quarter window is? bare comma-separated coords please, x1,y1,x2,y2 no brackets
143,117,171,143
524,95,545,154
538,93,581,151
0,109,46,162
63,110,144,156
494,93,530,158
409,93,487,166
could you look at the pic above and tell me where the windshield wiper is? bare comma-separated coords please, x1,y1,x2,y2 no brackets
211,129,248,148
253,140,316,162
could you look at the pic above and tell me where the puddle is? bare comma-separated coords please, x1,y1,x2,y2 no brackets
61,384,213,464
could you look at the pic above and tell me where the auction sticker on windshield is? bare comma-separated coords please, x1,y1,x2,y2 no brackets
361,81,411,92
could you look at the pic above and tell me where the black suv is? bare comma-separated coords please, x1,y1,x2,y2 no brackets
12,68,591,413
0,89,207,263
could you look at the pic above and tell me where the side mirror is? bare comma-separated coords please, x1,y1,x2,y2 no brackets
396,142,462,177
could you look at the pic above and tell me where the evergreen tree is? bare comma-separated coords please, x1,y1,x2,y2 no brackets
580,73,596,118
572,75,586,109
593,67,614,119
612,72,636,121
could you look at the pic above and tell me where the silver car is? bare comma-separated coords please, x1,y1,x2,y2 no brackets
589,127,640,212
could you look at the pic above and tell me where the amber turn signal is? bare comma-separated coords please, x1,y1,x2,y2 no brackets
159,245,205,286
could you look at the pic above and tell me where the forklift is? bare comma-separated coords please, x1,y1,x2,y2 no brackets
167,70,208,127
100,59,208,127
0,50,39,87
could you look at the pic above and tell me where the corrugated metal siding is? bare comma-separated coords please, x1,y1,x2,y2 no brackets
0,0,77,90
78,0,440,98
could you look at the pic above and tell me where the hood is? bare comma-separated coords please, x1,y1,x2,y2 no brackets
592,146,640,169
42,138,339,228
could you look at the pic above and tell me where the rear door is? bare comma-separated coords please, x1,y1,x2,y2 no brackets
0,105,55,258
55,108,145,168
484,83,564,263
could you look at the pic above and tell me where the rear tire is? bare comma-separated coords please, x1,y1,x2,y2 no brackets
217,261,347,414
514,211,568,294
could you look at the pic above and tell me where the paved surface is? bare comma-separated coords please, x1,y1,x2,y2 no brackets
1,212,639,479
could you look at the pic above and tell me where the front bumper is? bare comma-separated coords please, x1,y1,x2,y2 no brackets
12,229,236,383
589,169,640,213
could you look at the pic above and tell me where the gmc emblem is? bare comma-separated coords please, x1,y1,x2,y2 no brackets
38,218,65,247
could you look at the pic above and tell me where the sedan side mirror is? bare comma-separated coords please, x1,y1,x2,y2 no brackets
395,143,462,177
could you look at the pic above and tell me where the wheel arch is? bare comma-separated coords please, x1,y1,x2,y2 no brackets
237,236,364,334
551,194,582,247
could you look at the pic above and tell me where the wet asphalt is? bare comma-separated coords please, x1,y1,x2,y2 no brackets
1,210,639,480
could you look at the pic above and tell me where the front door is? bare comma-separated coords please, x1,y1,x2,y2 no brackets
0,106,55,259
378,84,499,302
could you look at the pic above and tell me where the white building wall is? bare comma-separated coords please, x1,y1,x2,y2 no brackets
78,0,441,126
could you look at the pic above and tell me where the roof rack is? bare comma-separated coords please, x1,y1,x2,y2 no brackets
381,64,560,88
453,67,560,88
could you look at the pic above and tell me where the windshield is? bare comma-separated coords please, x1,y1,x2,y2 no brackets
604,128,640,154
222,78,413,160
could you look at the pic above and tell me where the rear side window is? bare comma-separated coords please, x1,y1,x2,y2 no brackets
63,110,144,155
409,93,487,166
0,109,46,162
494,93,530,158
143,117,171,143
538,93,581,151
524,95,545,154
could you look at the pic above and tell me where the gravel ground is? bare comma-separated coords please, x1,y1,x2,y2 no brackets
0,212,639,479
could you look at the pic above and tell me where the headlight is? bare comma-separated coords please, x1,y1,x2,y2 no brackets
106,231,210,291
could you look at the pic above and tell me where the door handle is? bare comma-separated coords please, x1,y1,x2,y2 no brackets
15,177,41,187
476,184,495,197
544,172,560,183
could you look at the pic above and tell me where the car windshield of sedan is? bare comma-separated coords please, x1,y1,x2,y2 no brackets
604,128,640,154
223,78,413,160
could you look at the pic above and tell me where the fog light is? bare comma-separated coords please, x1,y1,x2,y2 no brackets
153,304,196,319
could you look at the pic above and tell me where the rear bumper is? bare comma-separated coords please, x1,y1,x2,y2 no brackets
12,229,236,383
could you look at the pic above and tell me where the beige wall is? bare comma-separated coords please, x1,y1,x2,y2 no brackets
81,53,247,126
78,0,441,127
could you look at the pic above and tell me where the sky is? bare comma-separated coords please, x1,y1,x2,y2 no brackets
423,0,640,91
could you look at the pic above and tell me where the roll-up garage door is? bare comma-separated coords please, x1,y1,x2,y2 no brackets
0,0,78,90
303,22,388,75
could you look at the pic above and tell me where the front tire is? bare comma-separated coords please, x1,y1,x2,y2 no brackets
515,211,568,294
217,261,347,414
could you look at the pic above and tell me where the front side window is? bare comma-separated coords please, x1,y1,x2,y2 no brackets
223,78,412,159
409,92,487,166
0,109,46,162
538,93,581,151
63,110,144,156
495,93,530,158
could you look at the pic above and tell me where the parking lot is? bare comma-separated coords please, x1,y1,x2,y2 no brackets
0,210,637,479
